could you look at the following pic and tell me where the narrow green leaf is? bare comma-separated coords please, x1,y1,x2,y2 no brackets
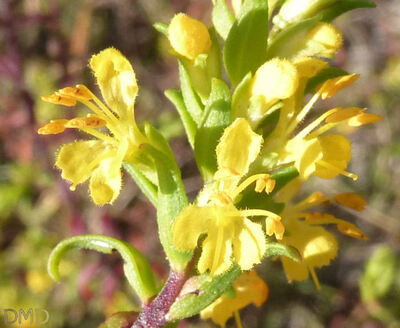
194,78,231,181
165,89,197,148
224,0,269,85
319,0,376,22
123,161,158,207
231,72,252,119
270,165,299,193
48,235,157,302
153,22,169,36
264,241,301,262
212,0,235,39
144,145,193,271
305,67,349,94
168,265,242,320
179,60,204,126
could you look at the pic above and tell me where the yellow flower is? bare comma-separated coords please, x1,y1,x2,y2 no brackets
168,13,212,61
173,119,283,276
200,270,268,327
276,180,368,288
264,71,381,181
305,23,343,56
38,48,146,205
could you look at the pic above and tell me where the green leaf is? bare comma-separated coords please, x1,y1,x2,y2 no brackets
123,161,158,207
165,89,197,148
194,78,231,181
224,0,269,86
305,67,349,94
360,245,398,302
319,0,375,22
168,265,242,320
48,234,157,302
178,60,204,126
264,241,301,262
144,145,193,272
231,72,252,119
270,165,299,193
212,0,235,39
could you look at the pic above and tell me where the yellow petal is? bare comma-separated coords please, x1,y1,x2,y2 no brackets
294,57,328,78
288,138,322,179
172,205,212,251
233,218,266,270
334,193,367,211
216,118,263,179
347,113,383,126
89,157,122,205
89,48,138,114
200,270,268,326
168,13,212,60
251,58,299,107
65,115,107,129
314,134,352,179
282,221,338,281
319,74,359,99
41,93,77,106
38,119,68,135
55,140,112,189
198,229,233,276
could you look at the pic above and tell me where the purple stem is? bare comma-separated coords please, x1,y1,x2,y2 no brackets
132,270,185,328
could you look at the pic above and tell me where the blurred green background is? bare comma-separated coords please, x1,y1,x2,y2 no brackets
0,0,399,327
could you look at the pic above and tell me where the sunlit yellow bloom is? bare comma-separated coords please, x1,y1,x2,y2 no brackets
168,13,212,61
263,69,381,181
173,119,282,276
250,58,299,109
38,48,147,205
276,180,368,288
200,270,268,327
26,269,52,293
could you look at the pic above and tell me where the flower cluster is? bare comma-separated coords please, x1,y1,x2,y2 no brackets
41,1,382,327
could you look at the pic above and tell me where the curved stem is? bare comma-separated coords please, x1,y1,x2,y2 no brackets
131,270,186,328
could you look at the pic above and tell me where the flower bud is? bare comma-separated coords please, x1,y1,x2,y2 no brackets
273,0,337,29
168,13,212,60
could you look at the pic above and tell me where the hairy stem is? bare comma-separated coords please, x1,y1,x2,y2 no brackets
131,270,186,328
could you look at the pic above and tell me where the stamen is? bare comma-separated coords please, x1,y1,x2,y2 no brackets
294,107,341,139
318,74,359,100
57,85,93,101
41,94,76,107
348,113,383,127
231,174,272,199
317,160,358,181
65,115,107,129
38,119,68,135
292,192,327,212
334,193,366,211
308,266,321,290
285,92,321,137
325,107,364,123
239,209,281,220
234,310,243,328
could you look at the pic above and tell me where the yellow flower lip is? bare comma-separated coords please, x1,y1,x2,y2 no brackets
168,13,212,60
